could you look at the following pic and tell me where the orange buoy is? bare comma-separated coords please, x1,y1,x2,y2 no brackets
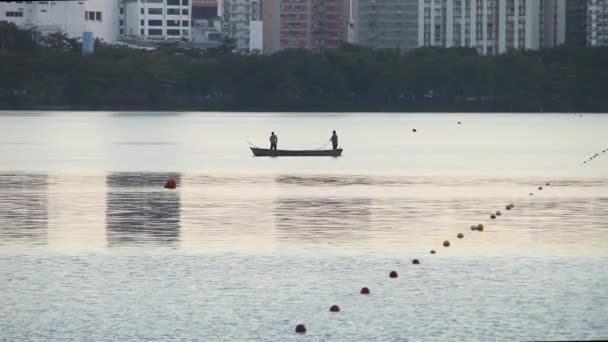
164,179,177,189
457,233,464,238
389,271,398,278
443,240,450,247
360,287,370,295
329,305,340,312
412,259,420,265
295,324,306,334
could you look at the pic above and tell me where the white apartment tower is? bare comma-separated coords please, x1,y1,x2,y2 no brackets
220,0,261,51
0,0,121,42
121,0,192,41
418,0,566,54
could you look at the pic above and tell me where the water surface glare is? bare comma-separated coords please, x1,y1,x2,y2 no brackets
0,112,607,341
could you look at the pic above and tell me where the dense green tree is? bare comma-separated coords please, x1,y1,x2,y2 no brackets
1,24,607,112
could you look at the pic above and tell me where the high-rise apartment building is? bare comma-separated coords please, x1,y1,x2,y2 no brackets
565,0,608,47
566,0,588,46
587,0,608,46
263,0,348,54
121,0,192,41
418,0,565,54
0,0,121,43
221,0,262,51
352,0,420,51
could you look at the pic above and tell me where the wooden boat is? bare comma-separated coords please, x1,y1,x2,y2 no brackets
250,147,342,157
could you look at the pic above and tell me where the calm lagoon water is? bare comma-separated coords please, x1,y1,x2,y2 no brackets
0,112,607,341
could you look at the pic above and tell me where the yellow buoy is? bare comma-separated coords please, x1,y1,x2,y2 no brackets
477,224,484,231
457,233,464,238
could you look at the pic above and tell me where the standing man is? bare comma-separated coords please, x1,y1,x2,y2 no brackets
270,132,278,150
330,130,338,150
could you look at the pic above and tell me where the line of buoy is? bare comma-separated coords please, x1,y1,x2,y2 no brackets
289,127,562,335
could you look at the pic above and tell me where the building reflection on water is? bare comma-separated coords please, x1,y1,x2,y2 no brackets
0,173,48,246
275,197,372,245
106,173,181,247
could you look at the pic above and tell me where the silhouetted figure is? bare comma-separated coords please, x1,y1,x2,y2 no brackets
330,130,338,150
270,132,278,150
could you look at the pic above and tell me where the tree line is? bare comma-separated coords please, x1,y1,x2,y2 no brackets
1,22,607,112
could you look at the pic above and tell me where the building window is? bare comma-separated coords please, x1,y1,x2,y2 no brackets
148,8,162,15
120,19,124,26
120,28,124,34
167,29,180,36
140,28,144,35
182,29,189,36
95,11,102,21
182,9,189,15
141,19,144,26
182,0,189,5
167,20,180,27
140,8,144,14
182,20,189,27
148,20,162,26
87,11,95,21
120,8,124,15
168,0,180,5
5,11,24,17
168,8,180,15
148,29,163,35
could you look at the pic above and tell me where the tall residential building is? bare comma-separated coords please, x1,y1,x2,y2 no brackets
262,0,348,54
419,0,503,54
352,0,420,51
540,0,567,48
418,0,565,55
221,0,262,51
121,0,192,41
587,0,608,46
0,0,121,43
566,0,588,46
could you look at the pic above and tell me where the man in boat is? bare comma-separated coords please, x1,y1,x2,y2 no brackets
330,130,338,150
270,132,278,150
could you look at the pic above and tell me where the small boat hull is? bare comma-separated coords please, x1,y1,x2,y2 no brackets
250,147,342,157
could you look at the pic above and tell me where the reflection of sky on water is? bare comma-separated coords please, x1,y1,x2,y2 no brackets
0,174,48,246
106,173,181,247
275,197,372,245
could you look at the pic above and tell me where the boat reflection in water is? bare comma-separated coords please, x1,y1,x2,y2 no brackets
275,197,372,246
106,173,181,247
0,173,48,246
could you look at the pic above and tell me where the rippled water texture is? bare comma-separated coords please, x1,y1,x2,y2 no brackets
1,112,607,341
